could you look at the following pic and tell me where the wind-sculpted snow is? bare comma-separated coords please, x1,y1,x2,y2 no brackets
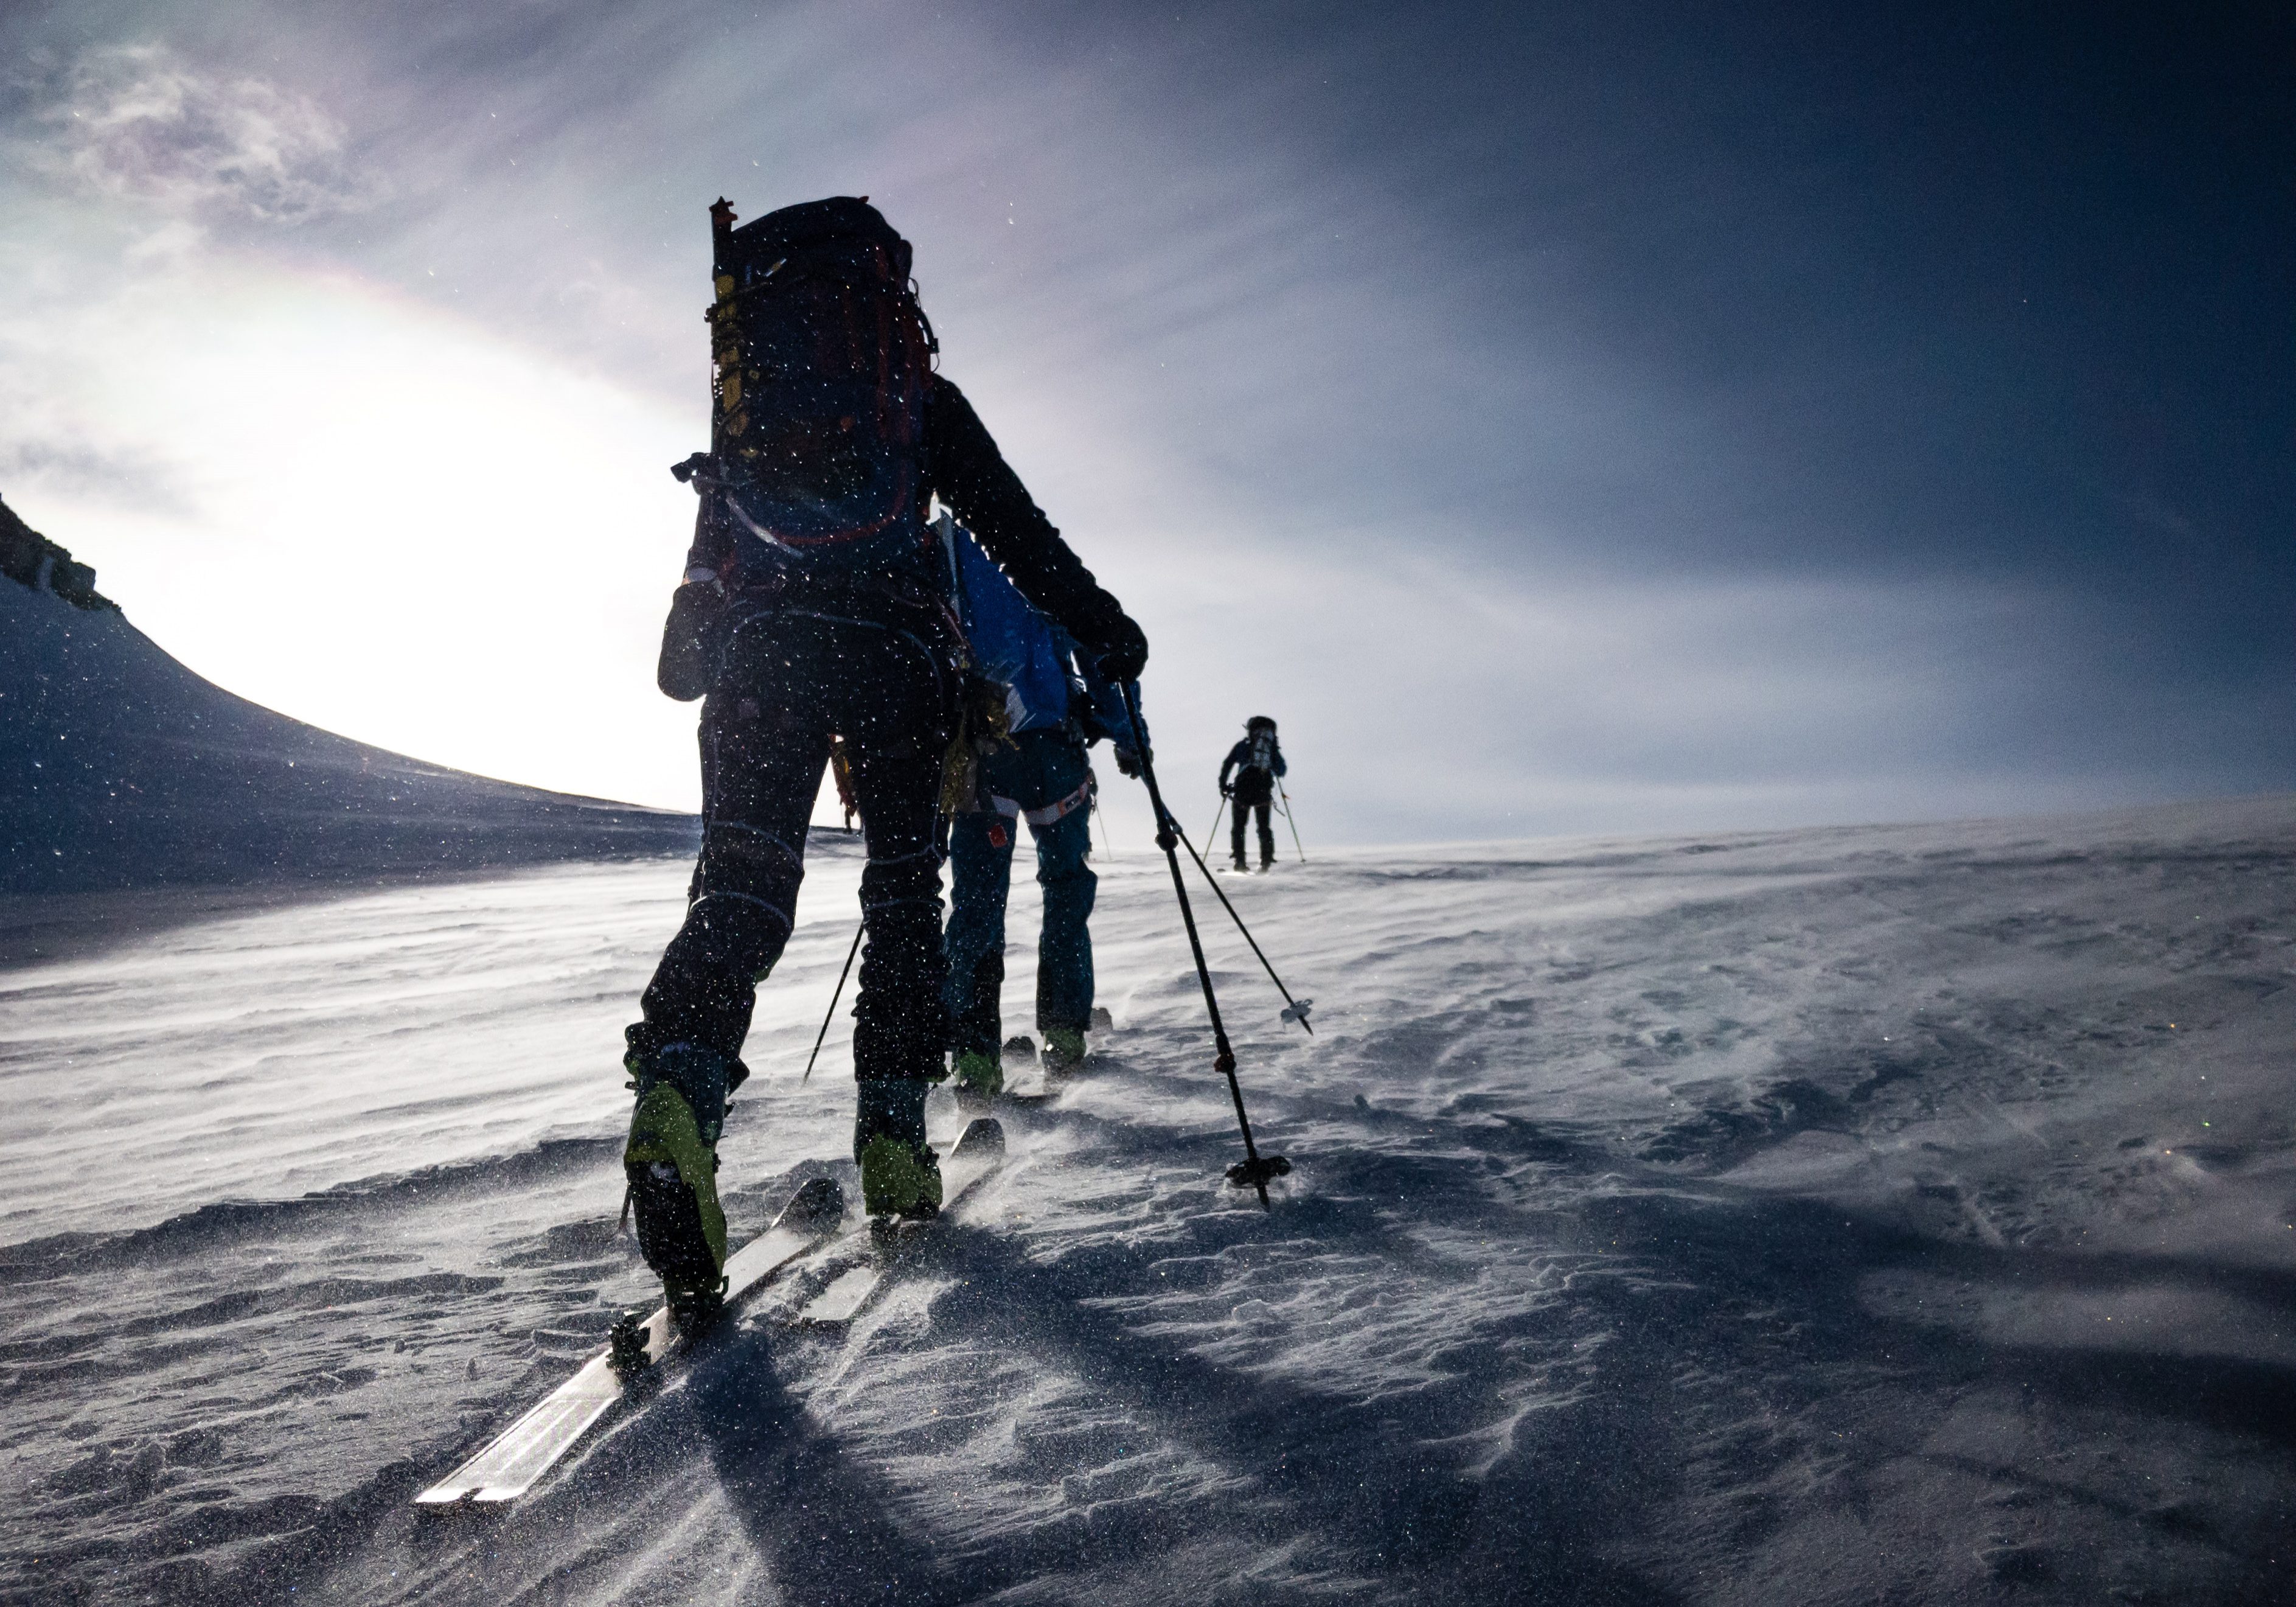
2,797,2293,1603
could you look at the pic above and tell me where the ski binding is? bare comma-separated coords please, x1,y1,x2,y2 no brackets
413,1173,844,1507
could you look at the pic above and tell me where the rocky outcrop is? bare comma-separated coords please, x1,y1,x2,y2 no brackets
0,496,114,612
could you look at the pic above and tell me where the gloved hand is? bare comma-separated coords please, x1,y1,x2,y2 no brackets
1091,615,1148,683
1219,782,1234,800
656,580,731,703
1115,745,1143,779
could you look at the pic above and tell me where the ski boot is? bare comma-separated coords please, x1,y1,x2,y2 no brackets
623,1039,740,1330
951,1049,1003,1112
1230,855,1248,873
1043,1025,1087,1075
855,1078,942,1219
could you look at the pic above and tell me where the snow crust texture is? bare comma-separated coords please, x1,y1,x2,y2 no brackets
2,797,2292,1604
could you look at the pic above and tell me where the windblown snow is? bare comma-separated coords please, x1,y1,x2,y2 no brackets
3,797,2292,1604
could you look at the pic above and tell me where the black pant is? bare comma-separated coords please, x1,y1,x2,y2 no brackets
635,599,958,1082
1231,792,1275,866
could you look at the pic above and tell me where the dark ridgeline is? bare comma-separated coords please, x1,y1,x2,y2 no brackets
1,495,698,894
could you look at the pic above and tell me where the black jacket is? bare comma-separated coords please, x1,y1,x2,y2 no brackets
687,375,1141,669
1220,736,1286,803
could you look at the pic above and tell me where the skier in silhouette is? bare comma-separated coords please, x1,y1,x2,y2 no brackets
1219,716,1286,872
937,514,1146,1100
624,196,1147,1326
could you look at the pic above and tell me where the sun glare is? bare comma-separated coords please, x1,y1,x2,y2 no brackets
19,256,711,810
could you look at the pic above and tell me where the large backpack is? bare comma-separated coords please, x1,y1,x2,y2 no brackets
941,514,1076,733
680,196,938,582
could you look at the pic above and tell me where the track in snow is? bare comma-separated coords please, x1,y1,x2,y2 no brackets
3,797,2293,1604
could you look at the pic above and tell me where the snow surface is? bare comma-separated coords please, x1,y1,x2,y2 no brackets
3,797,2294,1604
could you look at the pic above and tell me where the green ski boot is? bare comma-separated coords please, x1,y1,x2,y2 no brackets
951,1049,1003,1112
1043,1025,1087,1075
623,1041,739,1329
855,1079,942,1219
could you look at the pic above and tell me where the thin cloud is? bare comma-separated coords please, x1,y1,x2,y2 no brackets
19,43,384,226
0,436,190,517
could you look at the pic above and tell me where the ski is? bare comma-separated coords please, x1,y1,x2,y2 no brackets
969,1010,1109,1110
413,1174,844,1508
788,1117,1007,1328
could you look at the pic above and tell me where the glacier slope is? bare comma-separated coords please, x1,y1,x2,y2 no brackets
2,798,2292,1603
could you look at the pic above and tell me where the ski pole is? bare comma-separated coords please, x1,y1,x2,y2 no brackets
801,920,866,1083
1118,684,1288,1205
1167,821,1314,1034
1277,780,1306,863
1205,795,1228,853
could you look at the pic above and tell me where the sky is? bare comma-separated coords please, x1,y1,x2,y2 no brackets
1,0,2289,846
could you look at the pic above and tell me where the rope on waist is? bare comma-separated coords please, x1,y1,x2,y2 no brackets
989,773,1096,829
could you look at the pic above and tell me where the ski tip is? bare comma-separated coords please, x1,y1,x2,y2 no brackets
951,1117,1006,1159
780,1174,846,1228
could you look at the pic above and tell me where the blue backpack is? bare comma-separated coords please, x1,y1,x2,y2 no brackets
676,197,939,582
943,517,1076,731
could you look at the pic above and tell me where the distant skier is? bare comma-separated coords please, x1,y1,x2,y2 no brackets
624,196,1147,1326
938,514,1147,1101
1219,716,1287,872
